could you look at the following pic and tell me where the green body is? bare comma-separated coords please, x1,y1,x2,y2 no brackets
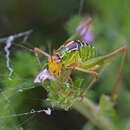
57,43,114,71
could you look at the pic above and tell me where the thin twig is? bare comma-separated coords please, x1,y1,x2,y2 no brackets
0,30,32,43
0,29,33,79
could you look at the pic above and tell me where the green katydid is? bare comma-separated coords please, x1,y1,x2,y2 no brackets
34,39,127,102
32,18,127,103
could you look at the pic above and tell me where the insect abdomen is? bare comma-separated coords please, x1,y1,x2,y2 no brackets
76,40,97,62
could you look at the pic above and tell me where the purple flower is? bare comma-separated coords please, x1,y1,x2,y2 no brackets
76,22,84,32
34,68,54,83
83,28,94,42
76,18,94,42
43,108,51,115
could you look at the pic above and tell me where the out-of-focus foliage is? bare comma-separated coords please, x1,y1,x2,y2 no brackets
0,0,130,130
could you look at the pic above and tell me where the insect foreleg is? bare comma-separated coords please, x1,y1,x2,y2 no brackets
57,69,72,91
57,63,78,91
76,67,99,98
34,48,50,69
34,48,50,57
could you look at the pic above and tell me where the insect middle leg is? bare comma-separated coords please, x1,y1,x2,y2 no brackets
76,67,99,98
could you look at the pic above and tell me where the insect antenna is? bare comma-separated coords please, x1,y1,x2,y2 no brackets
12,42,34,53
47,40,52,56
78,0,85,15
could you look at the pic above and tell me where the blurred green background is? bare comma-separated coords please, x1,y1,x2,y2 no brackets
0,0,130,130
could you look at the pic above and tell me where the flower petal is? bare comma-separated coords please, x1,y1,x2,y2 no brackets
34,68,54,83
43,108,51,115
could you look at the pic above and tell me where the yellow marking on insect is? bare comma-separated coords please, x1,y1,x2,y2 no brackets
48,57,63,75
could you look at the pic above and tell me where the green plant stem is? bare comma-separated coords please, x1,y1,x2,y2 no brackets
72,98,116,130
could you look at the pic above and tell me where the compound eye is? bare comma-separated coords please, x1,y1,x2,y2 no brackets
56,58,61,63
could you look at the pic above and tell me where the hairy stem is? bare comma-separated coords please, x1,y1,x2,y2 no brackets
72,98,116,130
